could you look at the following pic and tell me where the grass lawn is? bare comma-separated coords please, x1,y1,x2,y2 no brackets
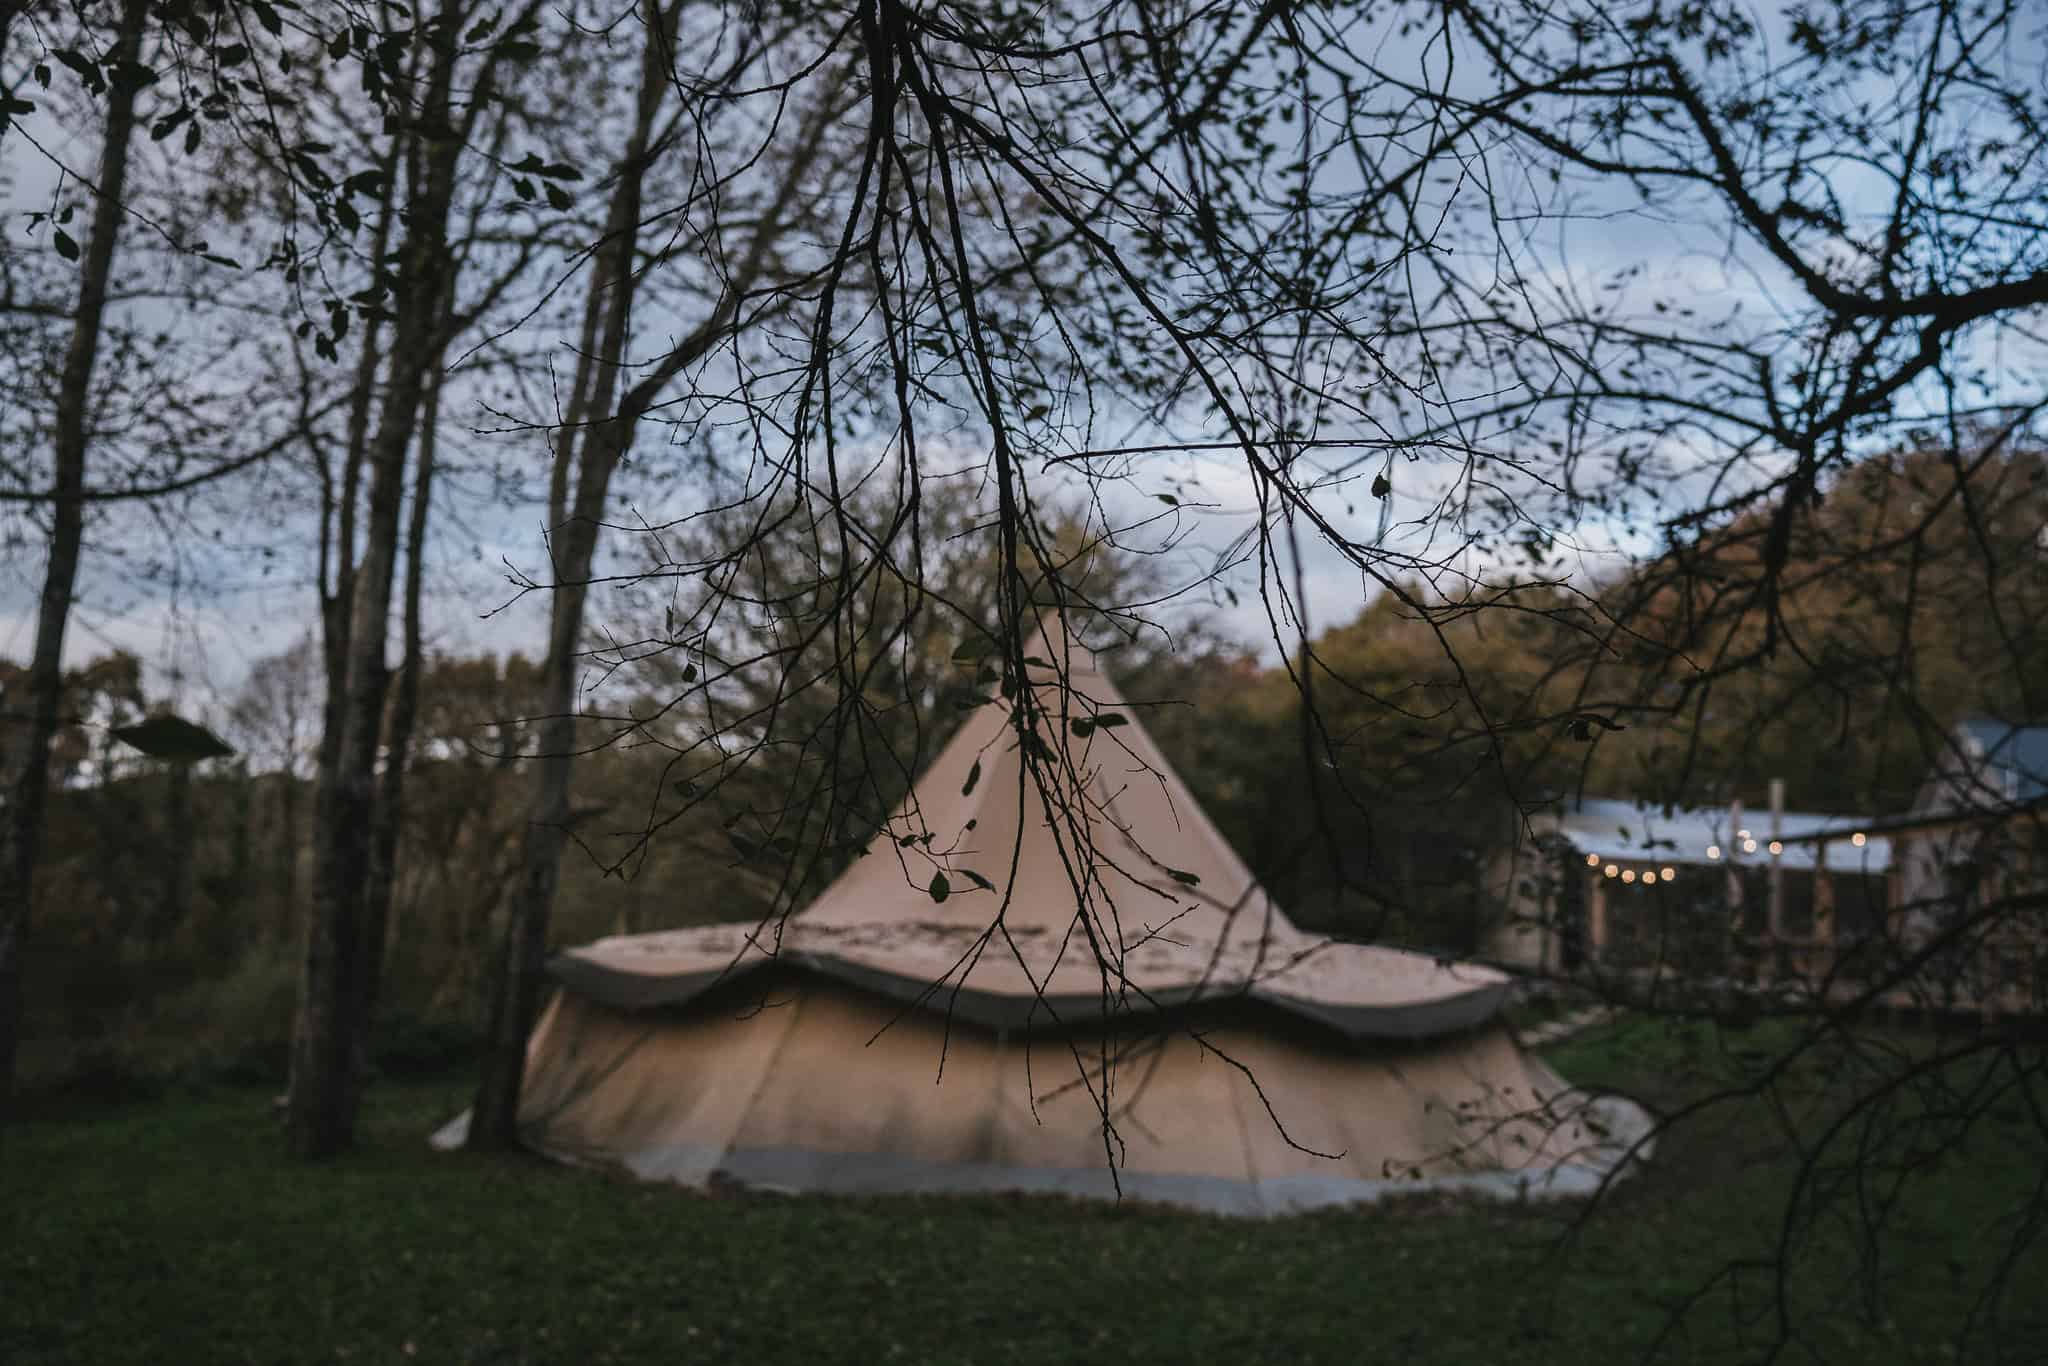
3,1016,2041,1366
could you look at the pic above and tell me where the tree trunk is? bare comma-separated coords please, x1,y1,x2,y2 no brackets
288,151,393,975
466,0,822,1146
0,0,147,1130
289,34,465,1158
227,759,252,916
467,446,615,1147
276,767,300,945
355,356,440,1088
469,0,676,1148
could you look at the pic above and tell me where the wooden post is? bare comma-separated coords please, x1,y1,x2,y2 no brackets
1814,838,1834,984
1768,778,1786,980
1727,797,1745,979
1589,875,1608,964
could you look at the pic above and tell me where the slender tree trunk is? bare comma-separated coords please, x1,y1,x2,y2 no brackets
0,0,147,1130
466,317,639,1146
286,151,394,986
276,768,300,945
310,142,399,813
467,518,599,1147
290,30,466,1157
355,357,440,1089
228,760,252,915
469,0,675,1148
466,3,821,1145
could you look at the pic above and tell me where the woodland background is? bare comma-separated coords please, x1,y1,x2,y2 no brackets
13,431,2044,1095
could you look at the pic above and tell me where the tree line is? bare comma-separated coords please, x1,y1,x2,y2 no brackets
11,431,2043,1088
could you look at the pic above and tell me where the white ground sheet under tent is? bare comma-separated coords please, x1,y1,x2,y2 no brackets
435,613,1651,1214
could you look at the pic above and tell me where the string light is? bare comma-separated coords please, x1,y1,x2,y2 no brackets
1661,866,1676,880
1706,845,1721,860
1586,852,1600,866
1737,829,1751,840
1851,832,1867,847
1621,869,1636,883
1768,840,1783,855
1641,870,1657,884
1604,864,1619,878
1742,838,1758,853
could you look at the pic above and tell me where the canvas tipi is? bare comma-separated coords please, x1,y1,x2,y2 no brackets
435,615,1648,1214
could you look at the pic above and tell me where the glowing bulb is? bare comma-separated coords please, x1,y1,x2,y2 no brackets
1768,840,1783,855
1641,871,1657,884
1851,832,1867,847
1621,869,1636,883
1743,838,1758,854
1738,829,1751,840
1661,866,1676,880
1586,853,1600,866
1604,864,1618,878
1706,845,1720,860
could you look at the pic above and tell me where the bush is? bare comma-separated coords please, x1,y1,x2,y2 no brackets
145,945,301,1085
368,1009,486,1078
16,1042,166,1110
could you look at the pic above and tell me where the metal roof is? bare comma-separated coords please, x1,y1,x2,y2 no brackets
1542,797,1892,874
1957,719,2048,803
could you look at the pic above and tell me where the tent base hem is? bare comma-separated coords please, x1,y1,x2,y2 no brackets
429,1094,1654,1218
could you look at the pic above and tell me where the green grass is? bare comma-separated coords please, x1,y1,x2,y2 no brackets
3,1018,2042,1366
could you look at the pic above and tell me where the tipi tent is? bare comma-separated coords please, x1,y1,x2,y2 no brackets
435,616,1648,1214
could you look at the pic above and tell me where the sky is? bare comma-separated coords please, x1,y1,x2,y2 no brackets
5,0,2044,732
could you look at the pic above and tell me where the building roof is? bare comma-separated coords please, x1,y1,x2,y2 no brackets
1542,797,1892,874
1956,718,2048,803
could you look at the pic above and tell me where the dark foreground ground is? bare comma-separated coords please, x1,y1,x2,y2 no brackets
3,1016,2042,1365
